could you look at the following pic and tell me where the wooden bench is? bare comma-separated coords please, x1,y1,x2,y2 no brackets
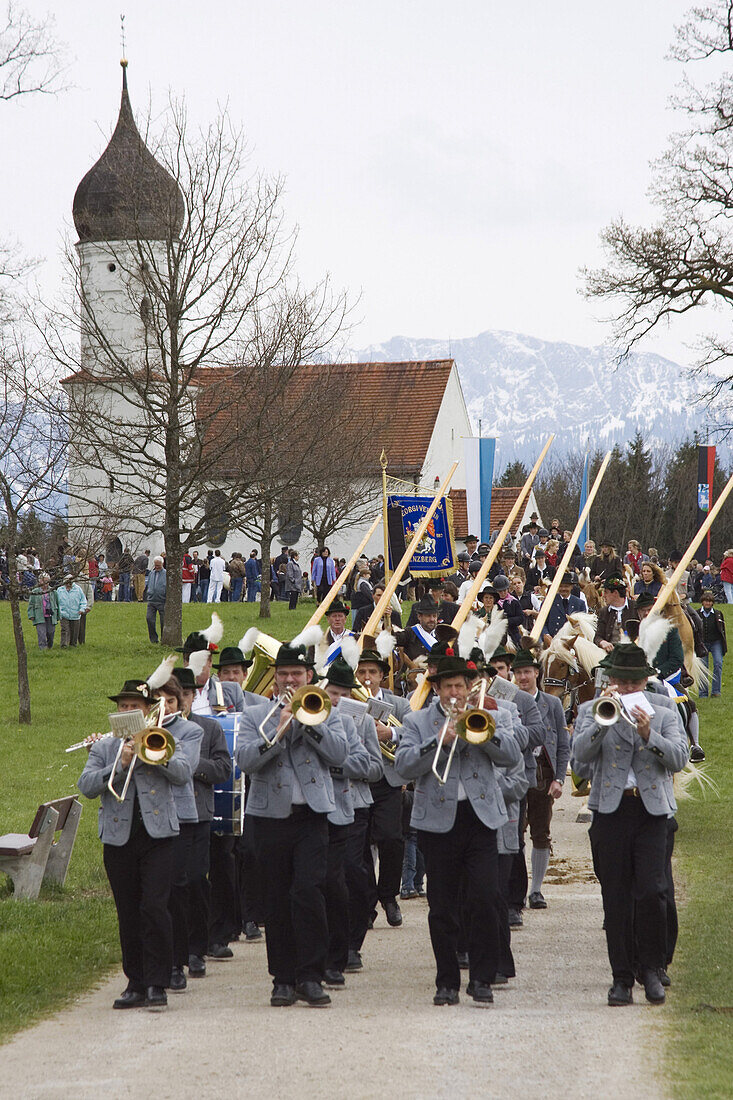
0,797,83,899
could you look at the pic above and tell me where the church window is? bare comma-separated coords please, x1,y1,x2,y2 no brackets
107,262,117,272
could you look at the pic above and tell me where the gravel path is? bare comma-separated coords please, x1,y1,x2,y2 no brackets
0,788,669,1099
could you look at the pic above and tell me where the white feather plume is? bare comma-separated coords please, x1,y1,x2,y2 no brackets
638,612,672,665
340,635,360,671
479,608,507,660
290,624,324,649
239,628,260,657
147,655,178,689
674,760,720,800
203,612,224,646
188,649,210,678
376,630,396,660
458,614,483,659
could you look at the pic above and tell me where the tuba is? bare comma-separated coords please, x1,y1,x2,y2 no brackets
354,675,402,763
243,632,282,697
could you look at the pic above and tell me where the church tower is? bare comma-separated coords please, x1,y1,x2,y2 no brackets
72,60,184,371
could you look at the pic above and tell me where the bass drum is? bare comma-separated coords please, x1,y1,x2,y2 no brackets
211,712,244,836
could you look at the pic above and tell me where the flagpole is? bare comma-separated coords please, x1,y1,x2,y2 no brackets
380,449,394,688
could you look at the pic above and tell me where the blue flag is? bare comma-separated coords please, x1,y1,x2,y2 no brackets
577,453,589,552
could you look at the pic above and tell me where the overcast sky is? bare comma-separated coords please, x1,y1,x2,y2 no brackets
4,0,702,363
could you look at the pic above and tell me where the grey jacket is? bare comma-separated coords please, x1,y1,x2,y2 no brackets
536,690,571,782
571,696,689,815
284,560,302,594
164,715,204,823
208,676,246,713
375,689,412,788
328,714,374,826
395,698,521,833
496,755,530,855
236,697,348,819
146,567,166,608
78,734,192,845
350,714,383,809
511,685,545,789
188,713,232,822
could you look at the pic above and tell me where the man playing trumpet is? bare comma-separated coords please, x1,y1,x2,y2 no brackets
396,652,520,1006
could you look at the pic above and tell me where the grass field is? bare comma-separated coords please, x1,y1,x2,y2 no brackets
0,597,731,1095
0,597,317,1040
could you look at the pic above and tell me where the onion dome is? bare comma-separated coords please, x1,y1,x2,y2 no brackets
73,61,184,243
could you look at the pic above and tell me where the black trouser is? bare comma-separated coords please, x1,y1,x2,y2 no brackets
418,802,500,991
325,821,350,972
183,822,211,960
78,612,87,645
497,852,515,978
103,830,175,991
346,808,372,952
507,795,528,909
235,815,265,927
633,815,678,971
288,591,299,610
146,604,164,643
208,833,238,947
252,807,330,985
367,779,404,906
169,826,193,969
589,796,668,987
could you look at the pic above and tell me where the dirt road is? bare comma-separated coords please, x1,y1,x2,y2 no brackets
0,789,668,1099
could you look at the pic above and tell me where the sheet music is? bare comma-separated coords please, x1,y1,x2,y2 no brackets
108,710,147,738
339,697,369,722
366,697,395,723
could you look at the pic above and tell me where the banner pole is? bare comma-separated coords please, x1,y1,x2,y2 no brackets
380,449,394,688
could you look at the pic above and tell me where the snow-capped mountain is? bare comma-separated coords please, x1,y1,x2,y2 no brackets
356,329,714,465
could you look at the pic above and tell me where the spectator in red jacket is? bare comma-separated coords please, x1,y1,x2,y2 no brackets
721,549,733,605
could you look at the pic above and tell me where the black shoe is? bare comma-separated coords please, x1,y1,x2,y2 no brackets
207,943,234,959
466,980,494,1004
113,988,146,1009
270,983,296,1007
188,954,206,977
384,900,403,927
168,967,187,993
457,952,469,970
244,921,263,941
323,969,346,988
400,888,419,900
344,950,363,972
433,987,459,1006
295,981,331,1007
145,986,168,1011
690,745,706,762
642,967,666,1004
493,973,509,985
608,981,633,1006
659,968,671,988
508,908,524,927
528,891,547,909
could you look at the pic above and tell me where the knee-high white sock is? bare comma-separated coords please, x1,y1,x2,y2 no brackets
531,847,550,895
688,711,700,746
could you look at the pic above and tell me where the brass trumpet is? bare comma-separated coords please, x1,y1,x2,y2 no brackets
257,684,332,747
431,684,496,785
592,691,638,732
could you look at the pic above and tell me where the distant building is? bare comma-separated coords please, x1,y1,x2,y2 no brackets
63,65,472,564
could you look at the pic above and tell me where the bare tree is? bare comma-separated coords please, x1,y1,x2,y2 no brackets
41,87,349,644
0,319,67,722
583,1,733,435
0,2,66,101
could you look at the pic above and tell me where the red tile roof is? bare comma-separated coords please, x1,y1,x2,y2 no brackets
63,359,455,475
450,487,529,539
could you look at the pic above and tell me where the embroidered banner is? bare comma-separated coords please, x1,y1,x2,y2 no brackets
387,495,457,578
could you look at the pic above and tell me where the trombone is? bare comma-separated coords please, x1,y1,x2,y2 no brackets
431,683,497,785
107,698,177,803
258,684,332,747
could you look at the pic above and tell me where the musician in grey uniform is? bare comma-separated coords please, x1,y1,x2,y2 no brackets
571,643,689,1007
78,679,194,1012
236,640,348,1008
170,667,231,978
181,630,246,713
396,652,521,1006
511,648,570,911
357,641,412,929
321,657,378,988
